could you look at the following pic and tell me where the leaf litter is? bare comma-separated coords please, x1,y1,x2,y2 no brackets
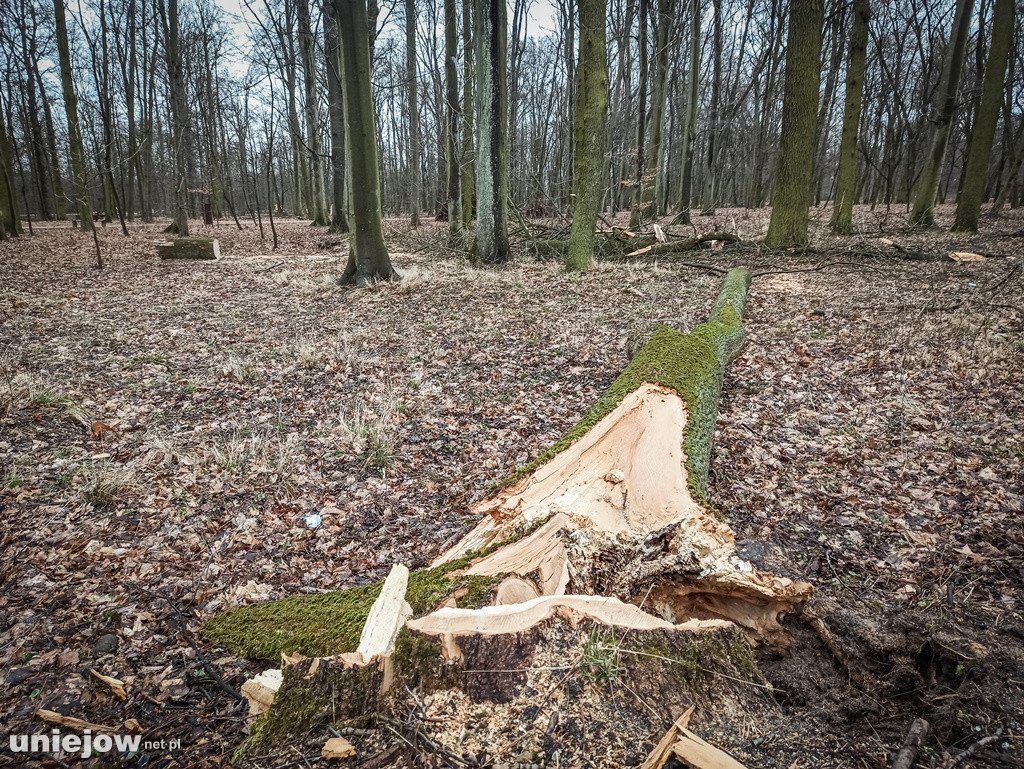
0,205,1022,767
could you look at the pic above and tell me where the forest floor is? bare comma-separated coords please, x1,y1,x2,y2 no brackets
1,203,1022,768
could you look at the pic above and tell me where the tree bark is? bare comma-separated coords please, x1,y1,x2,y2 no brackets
566,0,609,272
336,0,396,285
636,0,672,223
404,0,421,227
764,0,823,249
297,0,328,225
952,0,1013,231
323,0,348,233
460,0,475,230
52,0,92,233
472,0,510,263
830,0,870,235
0,104,20,237
160,0,189,236
700,0,723,215
672,0,700,225
910,0,975,227
444,0,462,238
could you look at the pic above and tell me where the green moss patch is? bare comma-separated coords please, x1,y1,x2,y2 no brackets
502,267,750,500
203,556,497,660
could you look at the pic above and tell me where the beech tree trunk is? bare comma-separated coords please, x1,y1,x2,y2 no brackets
336,0,396,286
764,0,823,249
323,0,348,233
444,0,462,238
472,0,510,263
297,0,327,225
460,0,474,231
700,0,723,215
161,0,189,236
405,0,421,227
830,0,870,235
566,0,608,272
910,0,974,227
673,0,700,226
952,0,1013,232
53,0,92,233
635,0,672,223
0,104,19,238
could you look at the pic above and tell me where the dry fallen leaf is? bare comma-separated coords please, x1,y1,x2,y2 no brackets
321,736,356,760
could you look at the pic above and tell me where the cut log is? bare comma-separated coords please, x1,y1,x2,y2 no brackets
209,267,809,767
157,237,220,260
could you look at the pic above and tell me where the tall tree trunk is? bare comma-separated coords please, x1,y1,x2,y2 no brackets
953,0,1013,231
160,0,189,235
0,101,20,236
444,0,462,237
830,0,870,234
636,0,672,223
405,0,421,226
811,3,846,205
35,67,66,219
673,0,700,225
297,0,327,225
764,0,823,248
460,0,474,230
566,0,609,272
472,0,510,263
700,0,723,215
909,0,975,227
282,24,308,218
53,0,93,232
629,0,649,227
336,0,396,285
19,7,52,221
323,0,348,233
991,121,1024,217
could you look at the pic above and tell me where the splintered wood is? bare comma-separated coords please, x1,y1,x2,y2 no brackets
233,269,811,766
430,382,809,644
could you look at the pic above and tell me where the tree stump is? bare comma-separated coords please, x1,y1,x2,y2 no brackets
156,237,220,260
207,267,811,767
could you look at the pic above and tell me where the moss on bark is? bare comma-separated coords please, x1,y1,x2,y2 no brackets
502,267,750,500
203,557,496,660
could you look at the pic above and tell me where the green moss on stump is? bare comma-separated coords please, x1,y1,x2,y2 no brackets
203,557,497,660
503,267,751,500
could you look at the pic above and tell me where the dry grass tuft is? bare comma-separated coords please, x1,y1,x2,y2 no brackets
335,397,400,470
79,463,137,508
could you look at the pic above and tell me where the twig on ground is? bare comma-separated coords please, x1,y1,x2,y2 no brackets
941,726,1005,769
892,717,930,769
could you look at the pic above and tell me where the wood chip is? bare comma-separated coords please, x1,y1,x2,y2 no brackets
90,669,127,699
949,251,985,262
36,709,116,733
671,728,750,769
240,668,283,717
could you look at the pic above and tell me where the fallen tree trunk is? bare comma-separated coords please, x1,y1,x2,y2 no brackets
529,230,740,261
206,267,810,767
